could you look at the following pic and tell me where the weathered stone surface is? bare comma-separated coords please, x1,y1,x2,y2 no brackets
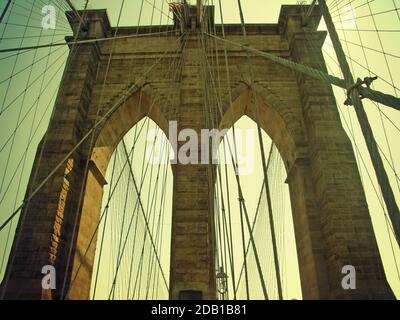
2,5,394,300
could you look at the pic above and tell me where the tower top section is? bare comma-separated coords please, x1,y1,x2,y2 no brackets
170,3,214,31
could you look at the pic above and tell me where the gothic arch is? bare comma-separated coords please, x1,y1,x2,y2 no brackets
91,86,170,177
219,83,307,172
218,83,327,299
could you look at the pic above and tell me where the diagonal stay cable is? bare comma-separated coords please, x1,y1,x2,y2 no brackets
0,30,176,53
235,144,274,293
115,139,170,294
0,45,71,117
111,124,159,299
0,3,67,275
0,0,12,24
91,142,120,299
0,50,69,206
0,1,92,299
0,47,69,154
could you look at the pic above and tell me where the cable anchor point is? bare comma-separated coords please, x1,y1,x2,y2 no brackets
344,76,378,106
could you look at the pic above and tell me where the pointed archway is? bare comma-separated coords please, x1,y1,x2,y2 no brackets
66,88,172,299
215,114,302,299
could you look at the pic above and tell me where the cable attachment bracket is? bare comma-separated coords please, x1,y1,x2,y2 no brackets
344,76,378,106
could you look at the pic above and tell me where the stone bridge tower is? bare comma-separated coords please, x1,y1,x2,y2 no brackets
2,5,394,300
